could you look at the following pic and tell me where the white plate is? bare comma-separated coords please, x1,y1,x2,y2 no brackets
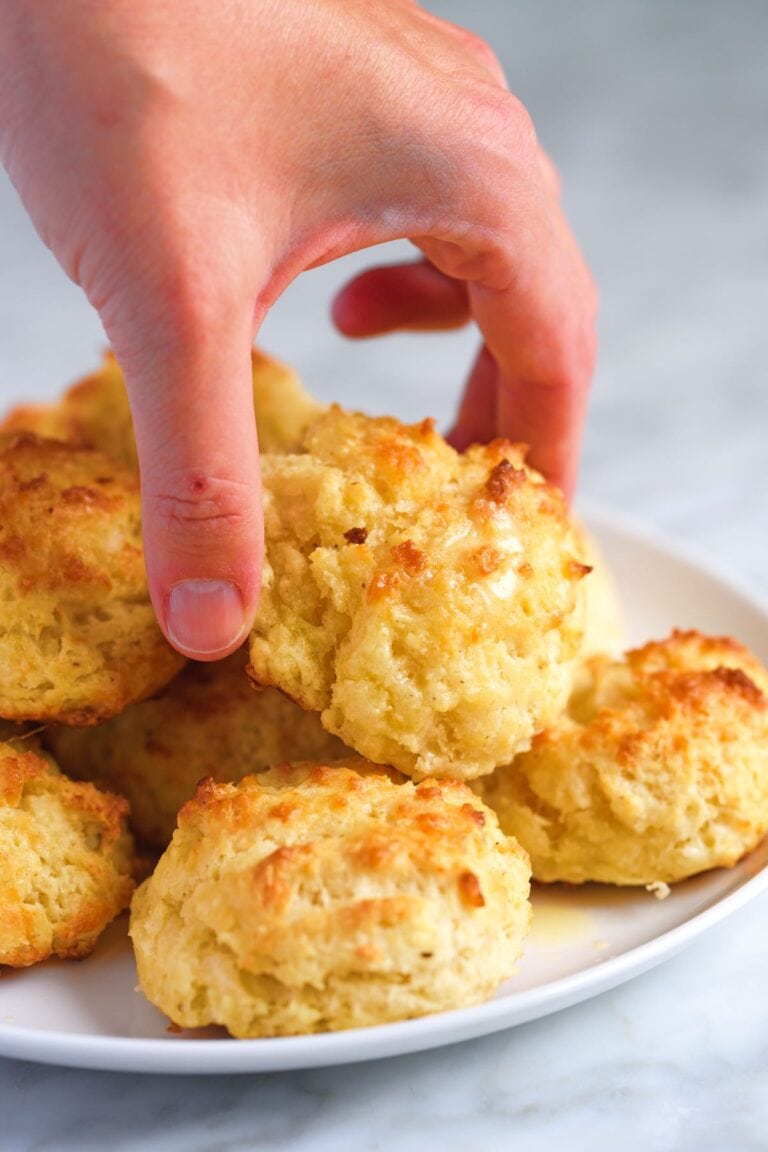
1,505,767,1074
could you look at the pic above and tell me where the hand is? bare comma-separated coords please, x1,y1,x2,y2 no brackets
0,0,597,660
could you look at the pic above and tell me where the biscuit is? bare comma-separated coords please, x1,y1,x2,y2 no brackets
47,651,348,848
130,761,531,1036
0,433,185,724
0,348,324,464
248,408,588,779
0,740,134,966
474,630,768,885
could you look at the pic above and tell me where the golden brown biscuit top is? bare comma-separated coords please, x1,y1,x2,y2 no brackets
569,629,768,730
166,762,527,963
627,629,768,695
299,407,543,509
0,738,130,829
0,742,50,805
261,407,575,592
0,432,142,597
177,760,504,869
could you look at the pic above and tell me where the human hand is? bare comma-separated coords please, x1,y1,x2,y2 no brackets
0,0,596,660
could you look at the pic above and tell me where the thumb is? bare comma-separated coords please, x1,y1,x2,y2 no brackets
104,290,263,662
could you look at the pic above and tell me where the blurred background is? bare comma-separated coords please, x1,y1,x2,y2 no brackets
0,0,765,581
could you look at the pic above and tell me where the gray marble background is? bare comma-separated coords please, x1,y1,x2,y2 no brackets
1,1,767,1148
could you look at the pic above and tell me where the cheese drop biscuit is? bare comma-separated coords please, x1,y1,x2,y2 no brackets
0,433,184,724
475,631,768,885
130,761,531,1036
0,740,134,967
249,408,588,779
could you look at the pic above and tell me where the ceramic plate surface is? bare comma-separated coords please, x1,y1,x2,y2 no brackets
2,506,767,1073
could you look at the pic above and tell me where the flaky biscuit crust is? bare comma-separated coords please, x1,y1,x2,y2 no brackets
130,762,531,1036
0,740,134,967
475,630,768,885
48,651,347,848
249,408,587,778
0,433,184,724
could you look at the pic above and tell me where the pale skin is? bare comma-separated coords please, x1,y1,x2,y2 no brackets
0,0,597,661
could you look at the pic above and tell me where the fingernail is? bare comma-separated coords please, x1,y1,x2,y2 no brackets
166,579,246,657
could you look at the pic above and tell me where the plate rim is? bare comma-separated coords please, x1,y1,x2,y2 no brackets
579,498,768,617
1,504,766,1074
1,858,767,1074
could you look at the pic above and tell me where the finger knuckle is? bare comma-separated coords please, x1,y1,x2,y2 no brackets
475,89,539,163
441,88,540,234
456,27,504,77
93,193,252,356
562,306,601,385
547,314,599,393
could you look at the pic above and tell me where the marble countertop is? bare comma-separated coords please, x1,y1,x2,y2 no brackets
1,1,766,1148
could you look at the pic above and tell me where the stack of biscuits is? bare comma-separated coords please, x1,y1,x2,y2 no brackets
1,351,766,1038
